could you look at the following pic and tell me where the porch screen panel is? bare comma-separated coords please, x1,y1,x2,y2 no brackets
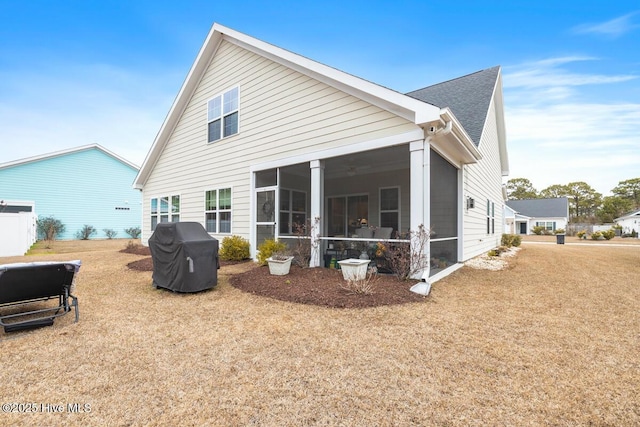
347,195,368,236
327,198,346,236
430,239,457,276
380,187,399,235
430,150,458,239
256,225,275,248
255,169,277,187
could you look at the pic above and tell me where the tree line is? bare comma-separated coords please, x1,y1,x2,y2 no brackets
506,177,640,223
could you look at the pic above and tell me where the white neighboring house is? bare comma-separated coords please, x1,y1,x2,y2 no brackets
134,23,509,283
503,204,531,234
0,200,37,257
615,209,640,237
505,198,569,234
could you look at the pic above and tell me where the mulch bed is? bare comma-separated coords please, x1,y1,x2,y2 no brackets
228,264,426,308
125,247,427,308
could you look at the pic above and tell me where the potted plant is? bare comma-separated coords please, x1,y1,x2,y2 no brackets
266,252,294,275
337,258,370,282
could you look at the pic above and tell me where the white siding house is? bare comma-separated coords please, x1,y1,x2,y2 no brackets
505,198,569,234
615,209,640,237
134,24,509,283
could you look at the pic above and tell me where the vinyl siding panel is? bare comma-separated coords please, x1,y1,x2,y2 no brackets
141,40,418,243
0,148,141,240
462,98,505,260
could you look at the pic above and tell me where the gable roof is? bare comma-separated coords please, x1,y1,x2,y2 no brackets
134,23,504,188
0,144,139,171
407,66,509,176
614,209,640,222
506,197,569,218
407,67,500,147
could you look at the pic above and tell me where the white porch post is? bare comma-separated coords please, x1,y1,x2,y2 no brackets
310,160,324,267
409,138,431,280
410,141,424,231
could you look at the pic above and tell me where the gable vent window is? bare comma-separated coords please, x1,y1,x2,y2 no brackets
207,87,239,143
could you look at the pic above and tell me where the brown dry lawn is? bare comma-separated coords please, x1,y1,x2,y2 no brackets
1,238,639,426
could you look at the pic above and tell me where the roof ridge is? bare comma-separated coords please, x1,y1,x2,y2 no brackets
0,144,139,171
406,65,500,95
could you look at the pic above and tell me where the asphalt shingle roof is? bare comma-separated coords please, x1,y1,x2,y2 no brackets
506,198,569,218
406,66,500,147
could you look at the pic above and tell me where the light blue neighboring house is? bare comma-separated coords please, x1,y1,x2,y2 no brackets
0,144,141,241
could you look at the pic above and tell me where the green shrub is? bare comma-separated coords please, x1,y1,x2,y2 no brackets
576,230,587,239
36,216,65,242
501,234,521,248
103,229,118,239
532,225,545,235
590,231,603,240
125,227,141,239
257,238,287,266
219,235,250,261
601,229,615,240
554,228,565,235
76,225,97,240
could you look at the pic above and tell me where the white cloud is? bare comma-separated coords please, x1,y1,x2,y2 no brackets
503,57,640,195
572,12,640,38
504,57,636,95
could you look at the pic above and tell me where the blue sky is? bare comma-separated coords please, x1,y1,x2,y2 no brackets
1,1,638,196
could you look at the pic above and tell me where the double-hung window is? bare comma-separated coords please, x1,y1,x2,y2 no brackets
487,200,495,234
535,221,556,232
151,195,180,231
205,188,232,233
207,86,239,142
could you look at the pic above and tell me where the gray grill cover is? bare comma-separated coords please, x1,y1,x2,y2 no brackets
148,222,219,292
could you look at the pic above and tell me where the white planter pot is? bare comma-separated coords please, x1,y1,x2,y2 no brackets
337,258,370,281
267,256,293,275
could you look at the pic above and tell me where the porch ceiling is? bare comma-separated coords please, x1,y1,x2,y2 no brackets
283,145,409,180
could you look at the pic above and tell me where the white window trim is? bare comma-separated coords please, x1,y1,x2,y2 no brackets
206,85,240,143
150,194,181,231
204,187,233,235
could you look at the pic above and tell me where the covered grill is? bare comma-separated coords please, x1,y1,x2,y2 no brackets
148,222,219,293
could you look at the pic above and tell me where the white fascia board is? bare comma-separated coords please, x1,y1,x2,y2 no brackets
438,108,482,162
1,143,138,171
216,24,441,125
493,73,509,176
